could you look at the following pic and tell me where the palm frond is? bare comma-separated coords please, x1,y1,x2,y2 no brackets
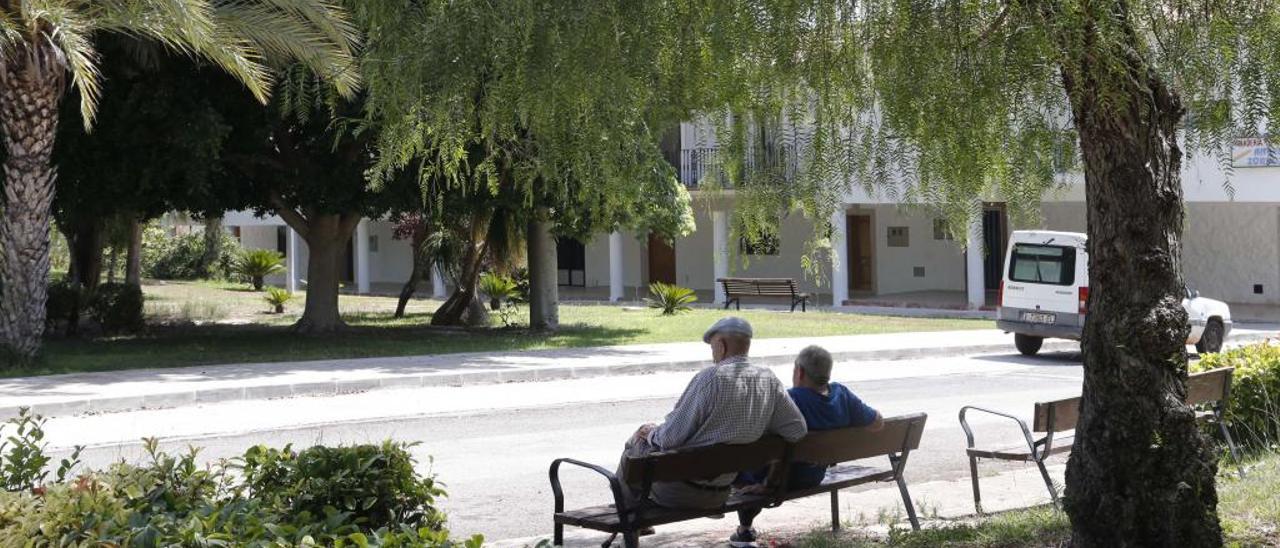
213,1,359,99
0,9,22,52
21,0,103,127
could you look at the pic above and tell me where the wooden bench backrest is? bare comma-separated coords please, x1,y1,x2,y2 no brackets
792,413,928,466
717,278,799,297
1032,396,1082,433
1187,367,1234,406
622,436,788,484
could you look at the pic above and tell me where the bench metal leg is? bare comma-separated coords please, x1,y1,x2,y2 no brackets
554,523,564,546
968,455,983,515
1034,457,1059,507
1218,421,1245,478
622,531,639,548
601,532,617,548
830,490,840,532
896,475,921,531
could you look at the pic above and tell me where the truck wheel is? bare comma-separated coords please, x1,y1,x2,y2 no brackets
1015,334,1043,356
1196,319,1224,354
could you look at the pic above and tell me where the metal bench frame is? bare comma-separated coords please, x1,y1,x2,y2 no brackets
549,413,927,548
958,367,1243,515
717,277,811,312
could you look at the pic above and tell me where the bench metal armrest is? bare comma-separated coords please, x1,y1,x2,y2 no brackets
549,458,630,517
958,405,1040,459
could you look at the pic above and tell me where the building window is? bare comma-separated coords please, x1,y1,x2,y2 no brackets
740,231,781,256
556,237,586,286
933,219,954,240
887,226,909,247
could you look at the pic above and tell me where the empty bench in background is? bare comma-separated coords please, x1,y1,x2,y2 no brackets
958,367,1241,514
549,413,928,548
717,277,812,312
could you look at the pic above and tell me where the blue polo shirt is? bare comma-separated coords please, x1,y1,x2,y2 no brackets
787,383,879,488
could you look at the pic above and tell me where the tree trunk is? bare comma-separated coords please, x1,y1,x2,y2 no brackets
125,220,142,286
107,247,119,285
1053,3,1221,545
67,221,104,291
395,226,429,318
199,216,223,278
0,47,64,362
527,214,559,331
433,213,491,327
290,213,359,334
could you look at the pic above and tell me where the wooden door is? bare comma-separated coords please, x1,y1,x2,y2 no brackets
982,208,1006,290
847,215,874,292
648,234,677,285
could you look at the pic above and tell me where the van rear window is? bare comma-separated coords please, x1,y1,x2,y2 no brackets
1008,244,1076,286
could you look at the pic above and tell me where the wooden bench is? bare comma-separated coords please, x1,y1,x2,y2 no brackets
958,367,1241,514
717,277,811,312
549,413,928,547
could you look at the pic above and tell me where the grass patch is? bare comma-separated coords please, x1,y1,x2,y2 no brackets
21,280,991,377
789,453,1280,547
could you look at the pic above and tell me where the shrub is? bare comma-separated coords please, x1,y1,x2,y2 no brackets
264,287,293,314
0,411,481,547
645,282,698,315
143,225,241,280
88,283,145,335
478,272,518,311
1192,342,1280,449
235,249,286,290
44,279,88,335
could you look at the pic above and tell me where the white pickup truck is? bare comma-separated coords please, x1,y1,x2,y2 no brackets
996,230,1232,356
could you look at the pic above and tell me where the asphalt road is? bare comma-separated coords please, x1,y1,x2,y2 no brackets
51,350,1085,542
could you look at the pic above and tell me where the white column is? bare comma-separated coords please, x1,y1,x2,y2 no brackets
431,264,448,299
830,210,849,307
355,219,371,294
609,231,624,302
966,211,986,309
286,226,301,293
712,209,730,304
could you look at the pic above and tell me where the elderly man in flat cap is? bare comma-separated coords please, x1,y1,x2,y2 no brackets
618,316,807,510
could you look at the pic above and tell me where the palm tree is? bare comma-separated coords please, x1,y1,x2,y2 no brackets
0,1,359,361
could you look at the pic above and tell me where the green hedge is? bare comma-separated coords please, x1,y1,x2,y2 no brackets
1193,342,1280,449
0,410,481,547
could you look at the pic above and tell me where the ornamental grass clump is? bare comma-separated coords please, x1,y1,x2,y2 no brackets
235,249,286,290
645,282,697,315
264,287,293,314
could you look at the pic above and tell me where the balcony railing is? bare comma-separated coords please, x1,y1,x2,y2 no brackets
677,145,801,188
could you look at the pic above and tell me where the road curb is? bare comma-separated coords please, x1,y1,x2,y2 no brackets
3,334,1268,419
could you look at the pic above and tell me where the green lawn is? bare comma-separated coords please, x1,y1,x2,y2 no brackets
785,453,1280,547
25,280,991,377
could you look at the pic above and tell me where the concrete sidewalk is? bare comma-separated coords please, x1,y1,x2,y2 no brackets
2,326,1274,419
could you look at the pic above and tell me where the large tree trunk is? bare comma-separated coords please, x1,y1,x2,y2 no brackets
527,214,559,331
289,213,359,334
198,216,223,278
125,220,142,286
433,213,491,327
0,45,65,362
1055,3,1220,545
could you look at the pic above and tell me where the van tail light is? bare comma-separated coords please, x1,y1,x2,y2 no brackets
998,280,1004,307
1079,286,1089,315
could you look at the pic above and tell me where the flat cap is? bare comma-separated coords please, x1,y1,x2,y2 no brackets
703,316,754,344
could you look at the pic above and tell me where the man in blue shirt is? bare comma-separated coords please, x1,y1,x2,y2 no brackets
730,345,882,547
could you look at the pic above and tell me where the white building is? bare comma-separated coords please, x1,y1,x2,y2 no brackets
213,125,1280,312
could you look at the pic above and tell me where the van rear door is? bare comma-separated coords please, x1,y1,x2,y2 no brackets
1002,242,1079,315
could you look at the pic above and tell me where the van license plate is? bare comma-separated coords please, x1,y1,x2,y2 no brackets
1022,312,1056,324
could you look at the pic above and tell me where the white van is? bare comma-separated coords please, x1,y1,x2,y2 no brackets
997,230,1232,356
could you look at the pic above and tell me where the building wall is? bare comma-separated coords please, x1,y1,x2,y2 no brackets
858,204,967,295
1184,203,1280,305
581,230,647,292
366,221,412,284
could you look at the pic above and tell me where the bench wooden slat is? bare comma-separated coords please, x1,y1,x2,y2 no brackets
1032,396,1081,433
621,436,787,485
1187,367,1233,406
793,413,926,465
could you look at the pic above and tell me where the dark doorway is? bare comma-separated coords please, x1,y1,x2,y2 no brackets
342,236,355,283
556,237,586,286
847,214,874,293
982,207,1006,290
647,234,677,285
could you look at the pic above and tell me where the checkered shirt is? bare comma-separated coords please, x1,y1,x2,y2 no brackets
647,355,807,454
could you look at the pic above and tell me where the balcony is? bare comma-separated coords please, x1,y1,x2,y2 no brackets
677,145,801,188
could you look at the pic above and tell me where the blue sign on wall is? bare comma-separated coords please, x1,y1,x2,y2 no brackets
1233,138,1280,167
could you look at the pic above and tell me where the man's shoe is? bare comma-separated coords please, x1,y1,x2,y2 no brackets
729,528,759,547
